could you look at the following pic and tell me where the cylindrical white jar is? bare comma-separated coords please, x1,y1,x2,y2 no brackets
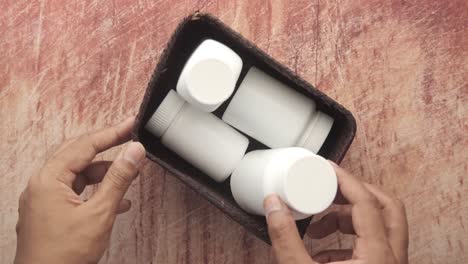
222,67,334,153
230,147,337,220
145,90,249,182
177,39,243,112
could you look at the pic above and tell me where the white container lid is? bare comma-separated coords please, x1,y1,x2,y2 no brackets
145,90,185,137
176,39,243,112
264,148,337,219
298,111,334,153
282,155,337,217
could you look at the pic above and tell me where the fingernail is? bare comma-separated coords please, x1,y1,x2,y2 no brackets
264,194,282,218
120,142,146,167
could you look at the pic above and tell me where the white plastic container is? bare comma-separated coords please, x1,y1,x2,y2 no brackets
230,147,337,220
222,67,334,153
145,90,249,182
176,39,243,112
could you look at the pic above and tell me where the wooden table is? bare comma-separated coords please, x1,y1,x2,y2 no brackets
1,0,466,263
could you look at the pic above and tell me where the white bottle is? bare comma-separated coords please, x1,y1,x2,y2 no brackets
222,67,334,153
230,147,337,220
177,39,243,112
145,90,249,182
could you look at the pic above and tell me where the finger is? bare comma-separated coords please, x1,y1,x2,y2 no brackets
89,142,145,213
264,194,316,264
327,161,349,205
365,184,409,264
328,161,375,204
307,206,354,239
328,161,387,242
83,198,131,214
49,117,134,186
333,188,349,204
117,199,132,214
72,161,112,194
313,249,353,263
53,137,78,155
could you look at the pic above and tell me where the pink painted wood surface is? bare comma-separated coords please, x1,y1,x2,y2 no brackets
1,0,467,263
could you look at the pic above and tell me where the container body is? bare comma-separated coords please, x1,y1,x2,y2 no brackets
230,147,337,220
229,150,274,215
223,67,316,148
223,67,334,153
162,103,249,182
177,39,243,112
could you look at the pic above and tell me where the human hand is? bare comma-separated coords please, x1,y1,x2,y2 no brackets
263,161,408,264
14,118,146,264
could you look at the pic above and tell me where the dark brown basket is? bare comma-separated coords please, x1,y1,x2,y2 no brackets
132,12,356,244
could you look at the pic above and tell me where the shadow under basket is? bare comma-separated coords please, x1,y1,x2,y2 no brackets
132,12,357,244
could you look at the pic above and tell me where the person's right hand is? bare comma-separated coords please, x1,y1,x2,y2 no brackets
263,161,409,264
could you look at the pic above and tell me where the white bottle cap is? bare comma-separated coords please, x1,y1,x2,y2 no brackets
177,39,243,112
145,90,185,137
298,111,334,153
231,147,337,220
280,154,337,218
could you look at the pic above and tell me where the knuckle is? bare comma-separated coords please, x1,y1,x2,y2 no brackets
363,194,380,208
78,133,95,146
111,126,123,142
52,138,73,154
78,132,91,141
72,134,90,147
107,163,135,190
63,137,76,146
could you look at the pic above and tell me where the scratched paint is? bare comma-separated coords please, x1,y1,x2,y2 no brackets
0,0,467,263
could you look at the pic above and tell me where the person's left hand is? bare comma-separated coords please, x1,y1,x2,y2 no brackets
14,117,146,264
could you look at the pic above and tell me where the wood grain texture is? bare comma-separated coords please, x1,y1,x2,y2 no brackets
0,0,466,263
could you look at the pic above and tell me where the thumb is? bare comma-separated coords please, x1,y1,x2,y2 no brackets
264,194,316,264
91,142,145,212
